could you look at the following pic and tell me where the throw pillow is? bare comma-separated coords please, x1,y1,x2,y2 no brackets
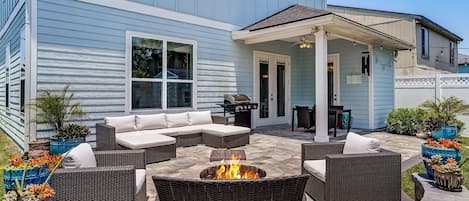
62,143,97,168
343,132,381,154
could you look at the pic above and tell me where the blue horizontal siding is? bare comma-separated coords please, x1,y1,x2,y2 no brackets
0,0,19,29
127,0,326,27
329,39,370,129
373,46,394,129
291,39,371,129
35,0,305,142
0,4,26,150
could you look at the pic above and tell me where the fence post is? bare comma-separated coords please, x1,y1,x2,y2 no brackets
435,74,441,101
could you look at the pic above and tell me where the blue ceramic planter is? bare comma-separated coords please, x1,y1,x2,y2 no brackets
431,125,457,140
3,165,50,191
50,136,85,154
421,143,461,179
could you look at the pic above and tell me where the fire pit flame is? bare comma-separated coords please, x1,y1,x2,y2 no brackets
214,154,260,180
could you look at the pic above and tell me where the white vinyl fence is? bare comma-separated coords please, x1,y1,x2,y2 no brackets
395,73,469,135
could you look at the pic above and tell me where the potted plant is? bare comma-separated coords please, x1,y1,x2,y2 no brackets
422,115,454,140
31,85,87,154
2,155,62,191
51,124,90,154
2,154,66,201
432,157,468,192
422,139,462,178
420,96,469,139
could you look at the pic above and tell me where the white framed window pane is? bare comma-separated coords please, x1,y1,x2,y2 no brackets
132,37,163,78
167,83,192,108
132,81,162,109
167,42,193,80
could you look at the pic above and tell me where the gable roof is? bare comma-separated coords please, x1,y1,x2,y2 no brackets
243,5,332,31
328,4,463,42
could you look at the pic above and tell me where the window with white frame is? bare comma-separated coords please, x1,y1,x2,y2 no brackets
421,27,429,58
129,33,196,110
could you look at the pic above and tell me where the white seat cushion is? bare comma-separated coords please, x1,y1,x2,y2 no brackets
157,125,204,136
201,124,251,136
116,133,176,149
136,114,167,130
304,160,326,182
135,169,146,193
188,111,212,125
343,132,381,154
139,129,178,136
62,143,97,169
105,115,136,133
166,113,189,128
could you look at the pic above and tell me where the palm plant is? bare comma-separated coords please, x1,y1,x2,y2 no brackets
420,96,469,130
30,85,85,132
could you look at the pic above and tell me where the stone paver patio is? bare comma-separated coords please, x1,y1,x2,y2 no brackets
145,132,423,201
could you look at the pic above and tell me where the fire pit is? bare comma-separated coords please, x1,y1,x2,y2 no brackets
200,155,266,180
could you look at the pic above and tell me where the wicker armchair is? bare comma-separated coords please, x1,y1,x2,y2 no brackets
52,150,147,201
301,142,401,201
153,175,309,201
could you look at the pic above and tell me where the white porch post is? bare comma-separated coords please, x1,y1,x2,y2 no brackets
314,27,329,142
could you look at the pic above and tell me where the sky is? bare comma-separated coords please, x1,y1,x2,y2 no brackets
328,0,469,55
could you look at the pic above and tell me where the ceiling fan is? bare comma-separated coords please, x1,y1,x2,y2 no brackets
290,36,313,49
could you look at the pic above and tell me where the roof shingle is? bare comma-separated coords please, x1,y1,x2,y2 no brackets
243,5,331,31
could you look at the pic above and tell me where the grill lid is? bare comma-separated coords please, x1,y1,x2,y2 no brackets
224,94,250,104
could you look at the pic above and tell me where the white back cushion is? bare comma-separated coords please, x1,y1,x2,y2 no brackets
343,132,381,154
188,111,212,125
166,113,189,128
135,114,167,130
105,115,136,133
62,143,96,169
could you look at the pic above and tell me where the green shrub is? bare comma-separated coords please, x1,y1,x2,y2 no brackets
386,108,428,135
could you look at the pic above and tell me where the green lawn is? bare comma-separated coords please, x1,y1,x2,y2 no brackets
0,130,21,195
402,136,469,199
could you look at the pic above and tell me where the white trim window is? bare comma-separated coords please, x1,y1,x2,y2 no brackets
126,31,197,111
421,27,429,59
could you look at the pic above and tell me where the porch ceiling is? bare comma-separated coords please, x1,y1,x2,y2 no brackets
233,12,414,50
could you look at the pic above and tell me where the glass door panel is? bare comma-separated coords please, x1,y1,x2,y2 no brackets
277,62,285,117
259,61,269,119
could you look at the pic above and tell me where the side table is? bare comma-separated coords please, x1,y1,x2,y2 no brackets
411,173,469,201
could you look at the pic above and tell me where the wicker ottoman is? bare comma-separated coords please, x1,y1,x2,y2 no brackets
202,125,251,148
116,133,176,164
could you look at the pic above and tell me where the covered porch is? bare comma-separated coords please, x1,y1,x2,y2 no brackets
232,5,413,142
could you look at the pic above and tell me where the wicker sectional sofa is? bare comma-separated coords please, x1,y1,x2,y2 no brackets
96,111,251,163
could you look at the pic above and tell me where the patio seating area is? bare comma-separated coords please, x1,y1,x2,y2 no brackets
144,130,423,201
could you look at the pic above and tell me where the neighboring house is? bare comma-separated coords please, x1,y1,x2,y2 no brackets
328,5,463,76
0,0,411,150
458,54,469,73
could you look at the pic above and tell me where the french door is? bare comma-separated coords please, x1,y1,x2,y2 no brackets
327,54,340,106
253,51,291,127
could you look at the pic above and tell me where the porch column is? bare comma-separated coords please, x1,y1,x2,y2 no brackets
314,27,329,142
